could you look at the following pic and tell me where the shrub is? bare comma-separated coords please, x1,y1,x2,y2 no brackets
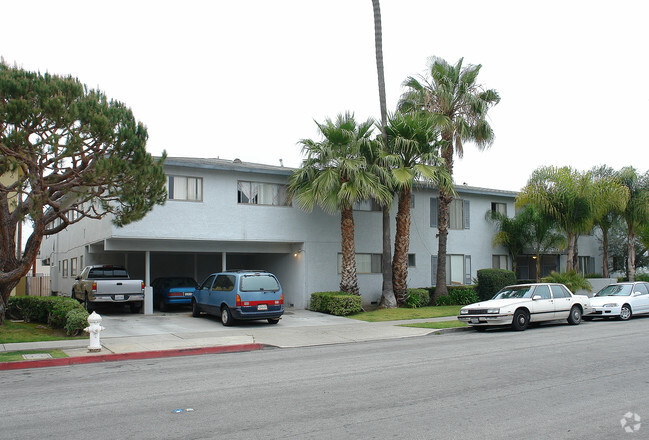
310,291,363,316
584,273,603,279
64,309,90,336
49,298,85,328
403,288,430,308
541,271,592,293
476,269,517,301
435,286,479,305
7,296,89,334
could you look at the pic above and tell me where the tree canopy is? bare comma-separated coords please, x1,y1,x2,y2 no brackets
0,63,167,324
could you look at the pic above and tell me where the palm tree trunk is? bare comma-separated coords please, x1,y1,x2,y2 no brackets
565,232,575,272
379,205,397,308
340,206,360,295
572,235,579,273
372,0,396,308
628,225,636,282
434,140,454,301
392,189,411,304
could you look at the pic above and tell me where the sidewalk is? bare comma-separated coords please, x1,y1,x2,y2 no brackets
0,309,466,370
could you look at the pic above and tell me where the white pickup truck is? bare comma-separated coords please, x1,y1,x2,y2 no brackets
71,265,145,313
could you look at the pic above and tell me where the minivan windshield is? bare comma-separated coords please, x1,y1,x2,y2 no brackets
595,284,633,297
492,286,535,300
240,274,280,291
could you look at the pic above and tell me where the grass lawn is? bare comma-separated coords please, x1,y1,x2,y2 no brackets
0,349,68,363
349,305,462,322
0,321,85,344
399,321,467,329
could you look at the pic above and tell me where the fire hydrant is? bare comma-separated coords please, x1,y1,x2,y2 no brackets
84,311,105,352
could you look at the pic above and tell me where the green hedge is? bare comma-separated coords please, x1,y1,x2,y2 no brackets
476,269,517,301
310,292,363,316
404,288,430,308
435,286,479,305
8,296,89,336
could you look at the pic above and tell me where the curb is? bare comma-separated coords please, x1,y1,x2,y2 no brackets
0,343,264,371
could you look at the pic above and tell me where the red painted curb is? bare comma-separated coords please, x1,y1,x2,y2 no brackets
0,343,264,371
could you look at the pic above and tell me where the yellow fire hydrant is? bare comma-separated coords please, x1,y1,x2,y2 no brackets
84,311,105,353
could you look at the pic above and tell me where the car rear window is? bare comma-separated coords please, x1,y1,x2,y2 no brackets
87,267,129,279
240,274,280,292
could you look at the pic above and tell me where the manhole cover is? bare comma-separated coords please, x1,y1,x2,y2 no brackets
22,353,53,360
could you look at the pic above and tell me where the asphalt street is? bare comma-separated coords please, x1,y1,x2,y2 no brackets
2,317,648,439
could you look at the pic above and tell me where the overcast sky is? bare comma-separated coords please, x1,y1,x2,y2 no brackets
2,0,648,191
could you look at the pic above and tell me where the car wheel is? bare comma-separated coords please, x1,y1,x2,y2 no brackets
191,299,201,317
221,306,234,326
267,318,280,325
130,302,142,313
567,306,582,325
619,304,632,321
511,309,529,331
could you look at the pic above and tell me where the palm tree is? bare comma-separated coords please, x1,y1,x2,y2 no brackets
517,166,593,272
371,0,397,308
288,112,392,295
590,165,629,277
382,112,452,304
485,208,532,275
398,57,500,300
526,206,566,281
617,167,649,281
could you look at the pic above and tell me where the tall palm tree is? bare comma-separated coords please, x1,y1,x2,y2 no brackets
382,112,452,303
398,57,500,300
371,0,396,308
288,112,392,295
590,165,629,277
617,167,649,281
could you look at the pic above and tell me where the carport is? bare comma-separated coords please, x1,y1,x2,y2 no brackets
83,237,307,312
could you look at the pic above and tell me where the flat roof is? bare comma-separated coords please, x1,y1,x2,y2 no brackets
160,156,519,197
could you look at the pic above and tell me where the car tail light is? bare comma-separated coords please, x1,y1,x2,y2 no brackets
91,282,97,292
168,292,183,297
279,293,283,305
236,294,241,307
141,282,145,293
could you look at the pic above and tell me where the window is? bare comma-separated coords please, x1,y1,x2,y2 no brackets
337,253,382,274
491,202,507,216
79,256,84,272
199,275,217,290
635,283,649,295
408,254,416,267
492,255,508,270
238,181,290,206
62,260,68,278
353,199,382,211
551,285,570,298
70,258,78,277
213,275,235,291
432,254,472,285
578,256,595,276
167,175,203,201
430,198,470,229
534,285,551,299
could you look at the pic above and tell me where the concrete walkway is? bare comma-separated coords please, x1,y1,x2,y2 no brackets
1,309,466,369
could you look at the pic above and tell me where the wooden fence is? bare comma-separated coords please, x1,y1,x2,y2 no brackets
26,275,51,296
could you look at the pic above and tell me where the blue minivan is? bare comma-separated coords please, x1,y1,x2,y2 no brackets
191,270,284,326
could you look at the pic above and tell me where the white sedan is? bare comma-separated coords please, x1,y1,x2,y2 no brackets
458,283,592,331
587,282,649,321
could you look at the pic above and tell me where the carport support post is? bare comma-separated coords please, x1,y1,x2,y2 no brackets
222,252,227,271
144,251,153,315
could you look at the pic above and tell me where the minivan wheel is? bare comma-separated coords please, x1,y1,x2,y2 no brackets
191,300,201,317
267,318,280,325
221,306,234,326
